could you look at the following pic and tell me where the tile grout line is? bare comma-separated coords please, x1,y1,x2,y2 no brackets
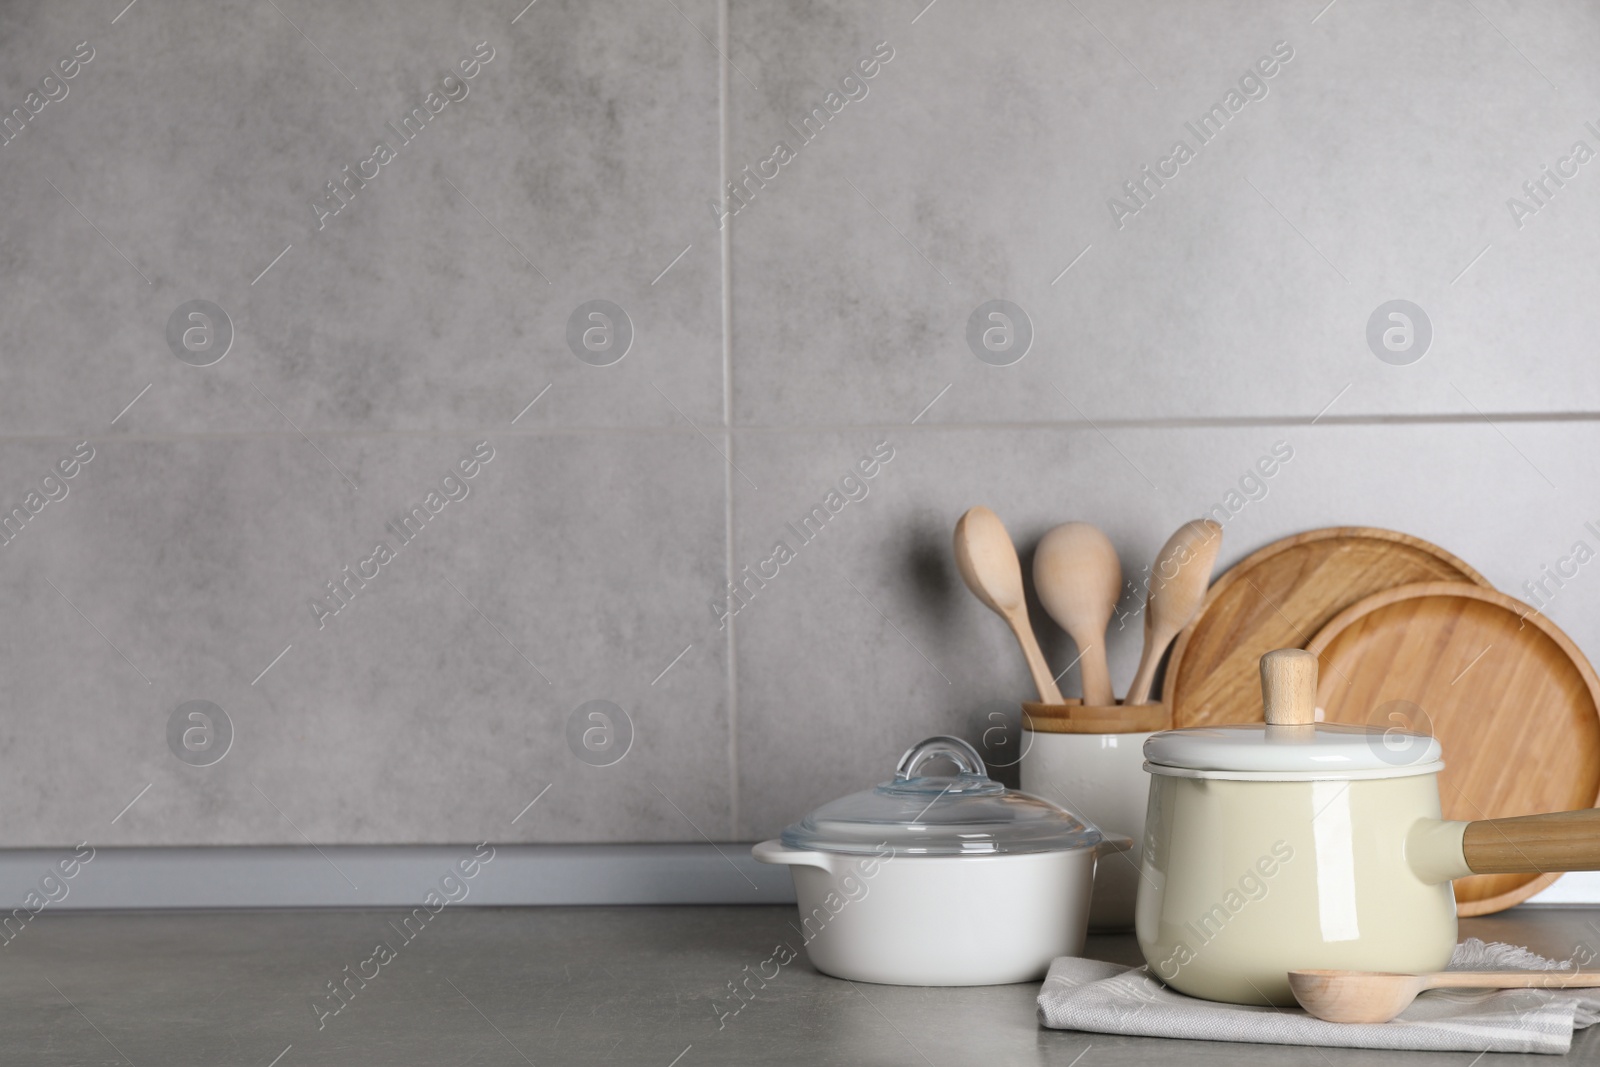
718,0,739,841
43,410,1600,448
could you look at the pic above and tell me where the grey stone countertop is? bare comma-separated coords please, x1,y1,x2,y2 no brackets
8,905,1598,1065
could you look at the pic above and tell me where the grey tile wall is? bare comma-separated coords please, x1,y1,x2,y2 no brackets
1,0,1596,845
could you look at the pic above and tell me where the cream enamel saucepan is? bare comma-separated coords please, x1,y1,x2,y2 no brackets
1138,649,1600,1006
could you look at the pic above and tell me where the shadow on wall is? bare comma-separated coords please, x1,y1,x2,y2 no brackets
903,521,956,625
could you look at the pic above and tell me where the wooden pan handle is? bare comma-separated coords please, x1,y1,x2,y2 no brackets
1462,809,1600,874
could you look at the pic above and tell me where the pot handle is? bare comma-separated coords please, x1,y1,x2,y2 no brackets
1094,833,1134,858
1462,809,1600,874
751,839,833,871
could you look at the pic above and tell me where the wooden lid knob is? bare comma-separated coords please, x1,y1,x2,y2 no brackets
1261,649,1318,726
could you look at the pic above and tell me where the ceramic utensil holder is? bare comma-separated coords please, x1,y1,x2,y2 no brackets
1020,700,1163,930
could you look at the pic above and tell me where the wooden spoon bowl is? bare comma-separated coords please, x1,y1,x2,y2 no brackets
954,506,1063,704
1032,522,1121,706
1288,970,1432,1023
1289,968,1600,1024
1126,519,1222,704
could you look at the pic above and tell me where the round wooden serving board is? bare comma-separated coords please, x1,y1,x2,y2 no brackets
1162,527,1489,729
1307,582,1600,915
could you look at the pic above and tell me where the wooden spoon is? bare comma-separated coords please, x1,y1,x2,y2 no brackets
1032,523,1120,706
953,507,1064,704
1289,968,1600,1024
1126,519,1223,704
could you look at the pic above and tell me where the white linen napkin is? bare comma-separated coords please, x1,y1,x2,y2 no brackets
1037,939,1600,1054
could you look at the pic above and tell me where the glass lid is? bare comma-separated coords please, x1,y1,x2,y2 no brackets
779,735,1101,856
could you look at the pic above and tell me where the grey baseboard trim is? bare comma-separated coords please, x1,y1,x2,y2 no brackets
7,846,1596,911
0,844,796,910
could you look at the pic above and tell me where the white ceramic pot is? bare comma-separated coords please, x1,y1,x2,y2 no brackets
753,736,1125,986
1139,650,1600,1006
751,841,1098,985
1021,727,1154,930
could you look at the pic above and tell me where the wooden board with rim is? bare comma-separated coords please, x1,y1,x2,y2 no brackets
1162,527,1490,729
1306,582,1600,915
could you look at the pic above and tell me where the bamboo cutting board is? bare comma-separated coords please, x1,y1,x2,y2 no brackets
1307,582,1600,915
1163,528,1489,728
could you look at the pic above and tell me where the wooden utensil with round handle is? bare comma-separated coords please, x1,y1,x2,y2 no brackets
953,506,1064,704
1125,519,1222,705
1289,967,1600,1024
1032,522,1120,707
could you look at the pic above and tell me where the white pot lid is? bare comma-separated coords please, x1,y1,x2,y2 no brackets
780,736,1102,856
1143,722,1443,778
